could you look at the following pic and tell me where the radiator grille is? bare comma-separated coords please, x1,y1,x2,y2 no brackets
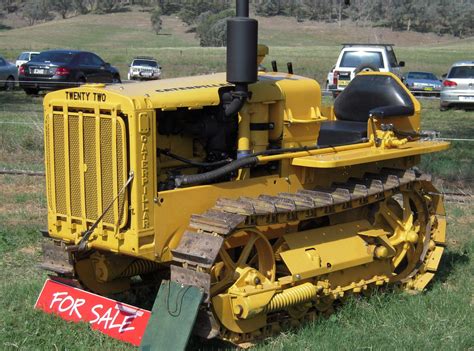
46,107,128,229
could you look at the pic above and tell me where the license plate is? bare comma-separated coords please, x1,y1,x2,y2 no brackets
33,69,45,74
423,87,433,91
338,80,350,87
141,72,152,77
459,96,474,101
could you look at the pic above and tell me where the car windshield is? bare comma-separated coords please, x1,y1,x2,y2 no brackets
33,52,75,64
133,60,158,67
408,72,438,80
340,51,384,69
448,66,474,79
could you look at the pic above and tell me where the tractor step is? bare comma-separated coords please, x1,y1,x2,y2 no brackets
140,280,204,351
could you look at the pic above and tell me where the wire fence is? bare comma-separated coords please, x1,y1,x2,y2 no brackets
1,79,444,99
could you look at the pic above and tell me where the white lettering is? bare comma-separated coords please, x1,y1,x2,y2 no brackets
49,292,68,309
90,304,103,324
96,307,113,328
119,315,137,333
69,298,86,319
58,296,75,313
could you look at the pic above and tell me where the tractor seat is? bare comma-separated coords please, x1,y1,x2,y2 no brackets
318,74,414,146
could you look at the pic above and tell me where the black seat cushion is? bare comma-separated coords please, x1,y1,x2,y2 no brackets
318,120,367,147
334,74,414,122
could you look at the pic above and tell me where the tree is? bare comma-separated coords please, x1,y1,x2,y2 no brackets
196,8,234,46
49,0,74,19
96,0,122,13
178,0,230,25
73,0,89,14
157,0,180,15
150,7,162,34
23,0,53,25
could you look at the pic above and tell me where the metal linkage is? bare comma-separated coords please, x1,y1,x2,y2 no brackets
170,167,424,307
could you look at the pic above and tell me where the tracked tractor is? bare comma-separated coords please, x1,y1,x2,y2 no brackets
39,0,449,349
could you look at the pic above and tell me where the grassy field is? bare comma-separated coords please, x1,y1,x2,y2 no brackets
1,10,473,83
0,9,473,351
0,90,472,350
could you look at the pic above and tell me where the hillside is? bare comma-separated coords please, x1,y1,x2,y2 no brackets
0,9,471,82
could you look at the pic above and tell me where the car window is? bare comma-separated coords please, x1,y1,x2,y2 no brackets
0,57,5,66
408,72,438,80
132,59,158,68
18,53,29,60
340,51,384,69
448,66,474,79
33,52,75,64
386,48,398,67
89,53,105,66
30,53,39,60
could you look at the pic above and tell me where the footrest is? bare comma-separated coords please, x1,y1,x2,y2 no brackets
140,280,203,351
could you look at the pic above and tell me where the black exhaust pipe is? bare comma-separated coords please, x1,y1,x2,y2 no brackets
224,0,258,117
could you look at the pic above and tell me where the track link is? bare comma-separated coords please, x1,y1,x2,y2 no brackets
170,167,446,342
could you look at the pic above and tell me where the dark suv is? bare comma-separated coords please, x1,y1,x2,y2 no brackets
19,50,121,95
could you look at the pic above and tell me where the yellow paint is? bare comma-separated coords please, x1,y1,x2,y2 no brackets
42,67,449,338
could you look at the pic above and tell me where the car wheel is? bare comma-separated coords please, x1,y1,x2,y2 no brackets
78,77,86,85
112,74,121,84
439,106,449,111
24,88,39,95
354,63,379,74
5,76,15,91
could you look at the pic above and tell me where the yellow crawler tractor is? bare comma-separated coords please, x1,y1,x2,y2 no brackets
40,1,449,349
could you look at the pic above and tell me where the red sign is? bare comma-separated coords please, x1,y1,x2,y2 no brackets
35,279,151,346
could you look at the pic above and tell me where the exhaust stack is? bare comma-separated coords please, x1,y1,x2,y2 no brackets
224,0,258,116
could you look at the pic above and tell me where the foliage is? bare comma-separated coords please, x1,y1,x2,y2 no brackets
196,8,234,47
22,0,53,25
49,0,74,19
156,0,181,15
150,7,162,34
176,0,231,25
348,0,474,37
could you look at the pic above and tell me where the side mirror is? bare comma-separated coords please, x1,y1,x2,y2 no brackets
442,73,447,79
399,61,405,67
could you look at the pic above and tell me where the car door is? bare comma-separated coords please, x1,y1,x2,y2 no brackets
77,53,100,83
0,57,7,81
89,53,112,83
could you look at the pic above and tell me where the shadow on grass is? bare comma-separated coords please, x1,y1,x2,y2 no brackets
433,248,470,285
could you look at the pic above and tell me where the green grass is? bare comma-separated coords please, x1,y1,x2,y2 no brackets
0,11,473,350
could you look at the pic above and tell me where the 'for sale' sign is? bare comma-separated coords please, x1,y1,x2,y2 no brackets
35,279,151,346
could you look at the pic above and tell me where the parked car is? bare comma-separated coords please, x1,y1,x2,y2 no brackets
440,61,474,111
0,55,18,91
15,51,40,68
326,43,405,96
404,71,442,96
128,56,161,81
19,49,121,95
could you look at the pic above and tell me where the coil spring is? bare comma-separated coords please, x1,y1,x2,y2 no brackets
119,259,160,278
265,283,317,313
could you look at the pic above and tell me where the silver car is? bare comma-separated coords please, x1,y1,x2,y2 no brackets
0,55,18,91
440,61,474,111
